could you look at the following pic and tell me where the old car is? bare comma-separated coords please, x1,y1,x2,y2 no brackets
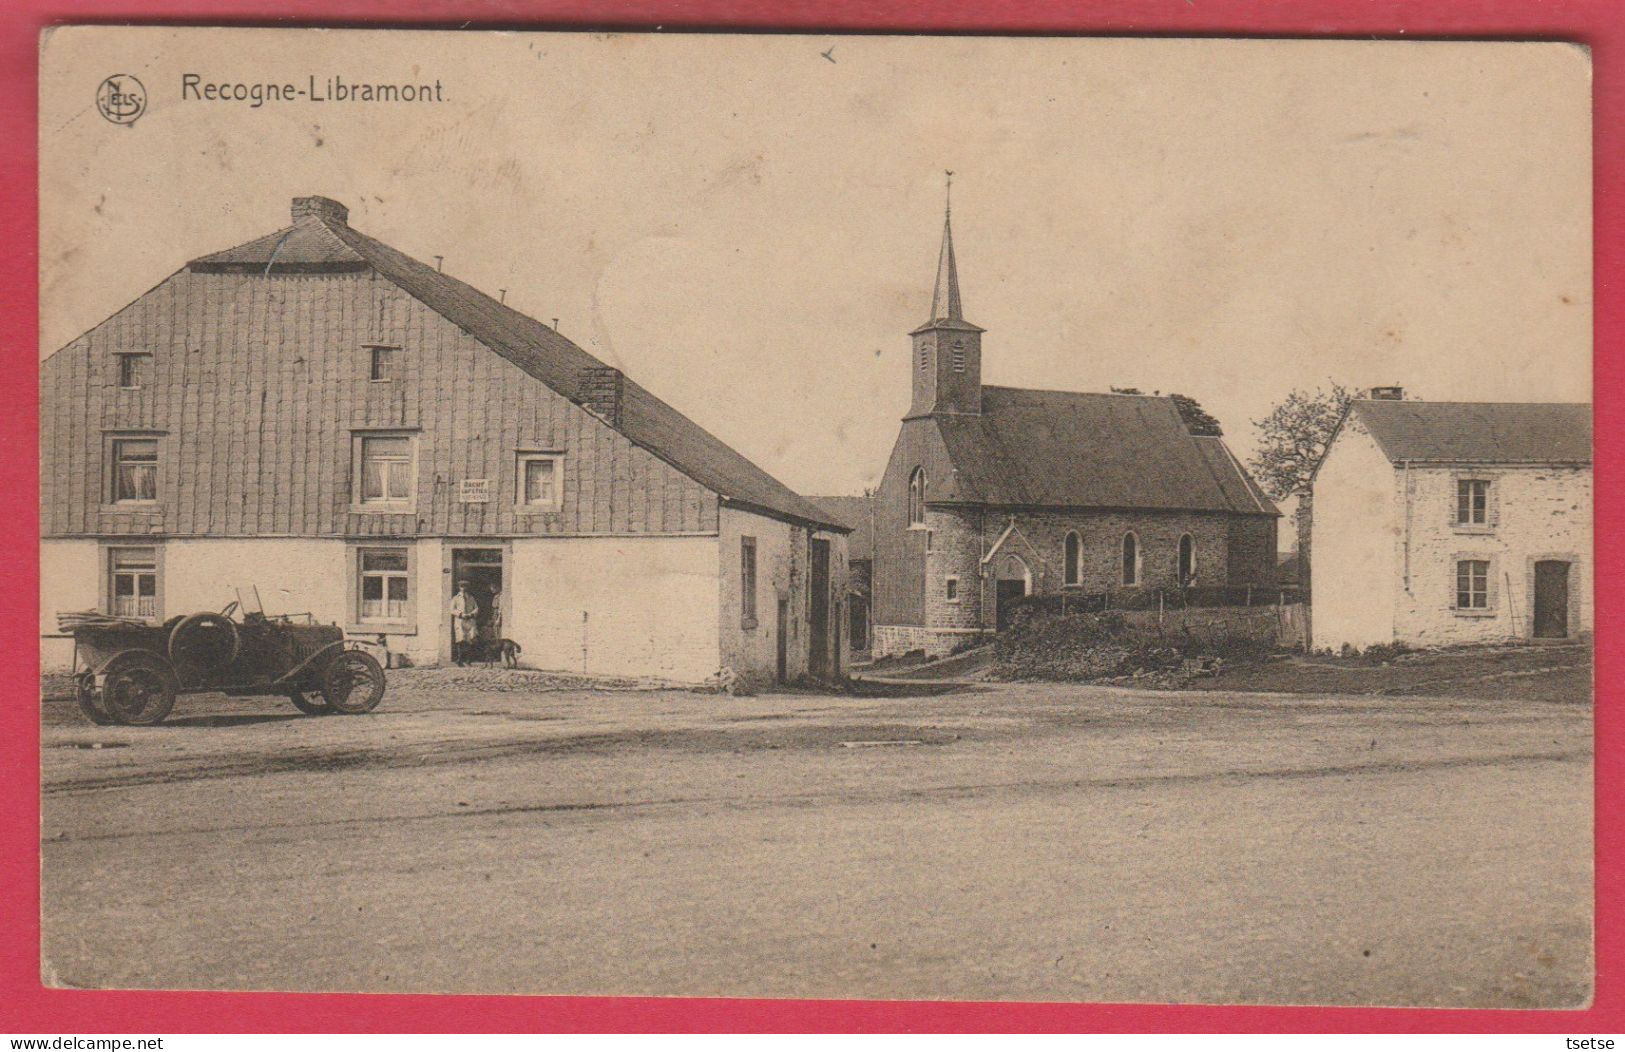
60,590,386,726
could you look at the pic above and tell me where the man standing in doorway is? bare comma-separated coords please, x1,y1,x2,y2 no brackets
450,579,479,666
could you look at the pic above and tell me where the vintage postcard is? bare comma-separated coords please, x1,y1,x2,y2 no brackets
38,28,1592,1006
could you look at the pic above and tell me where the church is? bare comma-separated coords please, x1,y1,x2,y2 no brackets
871,196,1281,658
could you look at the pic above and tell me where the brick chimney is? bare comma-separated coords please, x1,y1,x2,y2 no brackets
578,367,624,428
1368,386,1405,400
291,196,349,225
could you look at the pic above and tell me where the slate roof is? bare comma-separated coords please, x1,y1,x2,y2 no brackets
187,201,845,532
929,386,1278,516
809,496,875,560
1349,399,1593,465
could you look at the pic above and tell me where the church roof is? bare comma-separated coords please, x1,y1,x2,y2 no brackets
928,387,1278,516
1348,399,1592,465
187,197,846,533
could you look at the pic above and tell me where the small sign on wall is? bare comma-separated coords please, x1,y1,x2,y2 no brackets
457,479,492,503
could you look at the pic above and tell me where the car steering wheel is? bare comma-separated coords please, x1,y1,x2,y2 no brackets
220,600,239,619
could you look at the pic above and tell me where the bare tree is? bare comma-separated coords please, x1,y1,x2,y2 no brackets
1248,382,1355,500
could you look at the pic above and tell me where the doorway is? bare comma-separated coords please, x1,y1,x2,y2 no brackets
809,539,831,680
1533,560,1571,638
449,547,505,659
994,553,1031,632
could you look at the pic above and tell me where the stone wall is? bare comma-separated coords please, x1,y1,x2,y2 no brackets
1392,465,1592,645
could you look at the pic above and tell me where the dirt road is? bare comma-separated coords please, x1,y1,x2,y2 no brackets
41,673,1592,1006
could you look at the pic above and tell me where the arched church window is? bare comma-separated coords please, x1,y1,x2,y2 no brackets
908,468,926,526
1121,532,1140,587
1064,531,1081,586
1178,533,1196,586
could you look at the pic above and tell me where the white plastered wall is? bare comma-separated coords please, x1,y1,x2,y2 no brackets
508,535,721,682
1310,419,1400,651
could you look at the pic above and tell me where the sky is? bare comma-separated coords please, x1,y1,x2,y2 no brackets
41,30,1592,506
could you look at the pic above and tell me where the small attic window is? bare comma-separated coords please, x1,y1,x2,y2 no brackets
368,346,399,382
116,353,150,389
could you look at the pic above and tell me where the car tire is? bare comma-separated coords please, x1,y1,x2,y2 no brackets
75,674,115,726
321,650,386,715
288,690,333,716
101,657,178,726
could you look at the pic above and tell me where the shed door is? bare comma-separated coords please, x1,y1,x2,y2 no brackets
1533,560,1570,638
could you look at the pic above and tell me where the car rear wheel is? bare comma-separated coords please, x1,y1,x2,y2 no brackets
321,651,386,715
102,658,178,726
287,689,333,716
75,674,114,726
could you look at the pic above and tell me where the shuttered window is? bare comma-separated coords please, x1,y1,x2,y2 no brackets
741,536,758,627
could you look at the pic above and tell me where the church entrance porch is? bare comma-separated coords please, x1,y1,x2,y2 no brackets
994,553,1032,632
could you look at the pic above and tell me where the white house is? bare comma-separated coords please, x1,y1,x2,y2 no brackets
1309,391,1591,651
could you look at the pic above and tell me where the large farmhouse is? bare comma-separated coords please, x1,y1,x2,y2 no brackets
40,196,850,684
871,205,1280,658
1309,393,1592,651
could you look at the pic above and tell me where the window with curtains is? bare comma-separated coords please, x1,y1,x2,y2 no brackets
110,438,158,503
108,548,158,619
355,433,415,507
358,548,410,623
516,452,563,510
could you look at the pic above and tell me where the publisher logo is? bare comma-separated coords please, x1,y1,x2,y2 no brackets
96,75,146,125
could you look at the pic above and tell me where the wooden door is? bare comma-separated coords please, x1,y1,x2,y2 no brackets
1533,560,1570,638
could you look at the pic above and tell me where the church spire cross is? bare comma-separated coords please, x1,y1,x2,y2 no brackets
929,171,964,323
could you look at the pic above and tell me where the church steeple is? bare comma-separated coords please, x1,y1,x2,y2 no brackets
908,172,984,418
928,173,964,323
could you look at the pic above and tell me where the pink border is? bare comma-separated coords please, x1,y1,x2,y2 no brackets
2,0,1619,1033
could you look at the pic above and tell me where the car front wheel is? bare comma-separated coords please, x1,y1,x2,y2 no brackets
321,651,386,715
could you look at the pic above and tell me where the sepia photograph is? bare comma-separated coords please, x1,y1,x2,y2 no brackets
36,27,1593,1008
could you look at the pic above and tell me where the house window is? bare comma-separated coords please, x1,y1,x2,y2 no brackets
1064,531,1081,586
110,438,158,503
368,346,399,382
1456,559,1490,610
740,536,758,628
355,433,414,505
357,548,411,623
1121,532,1140,586
516,453,563,509
1457,479,1490,526
116,353,150,388
1178,533,1197,585
945,576,960,603
107,547,158,619
952,341,966,372
908,468,926,527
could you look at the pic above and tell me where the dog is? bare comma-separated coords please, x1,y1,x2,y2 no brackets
483,638,522,669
